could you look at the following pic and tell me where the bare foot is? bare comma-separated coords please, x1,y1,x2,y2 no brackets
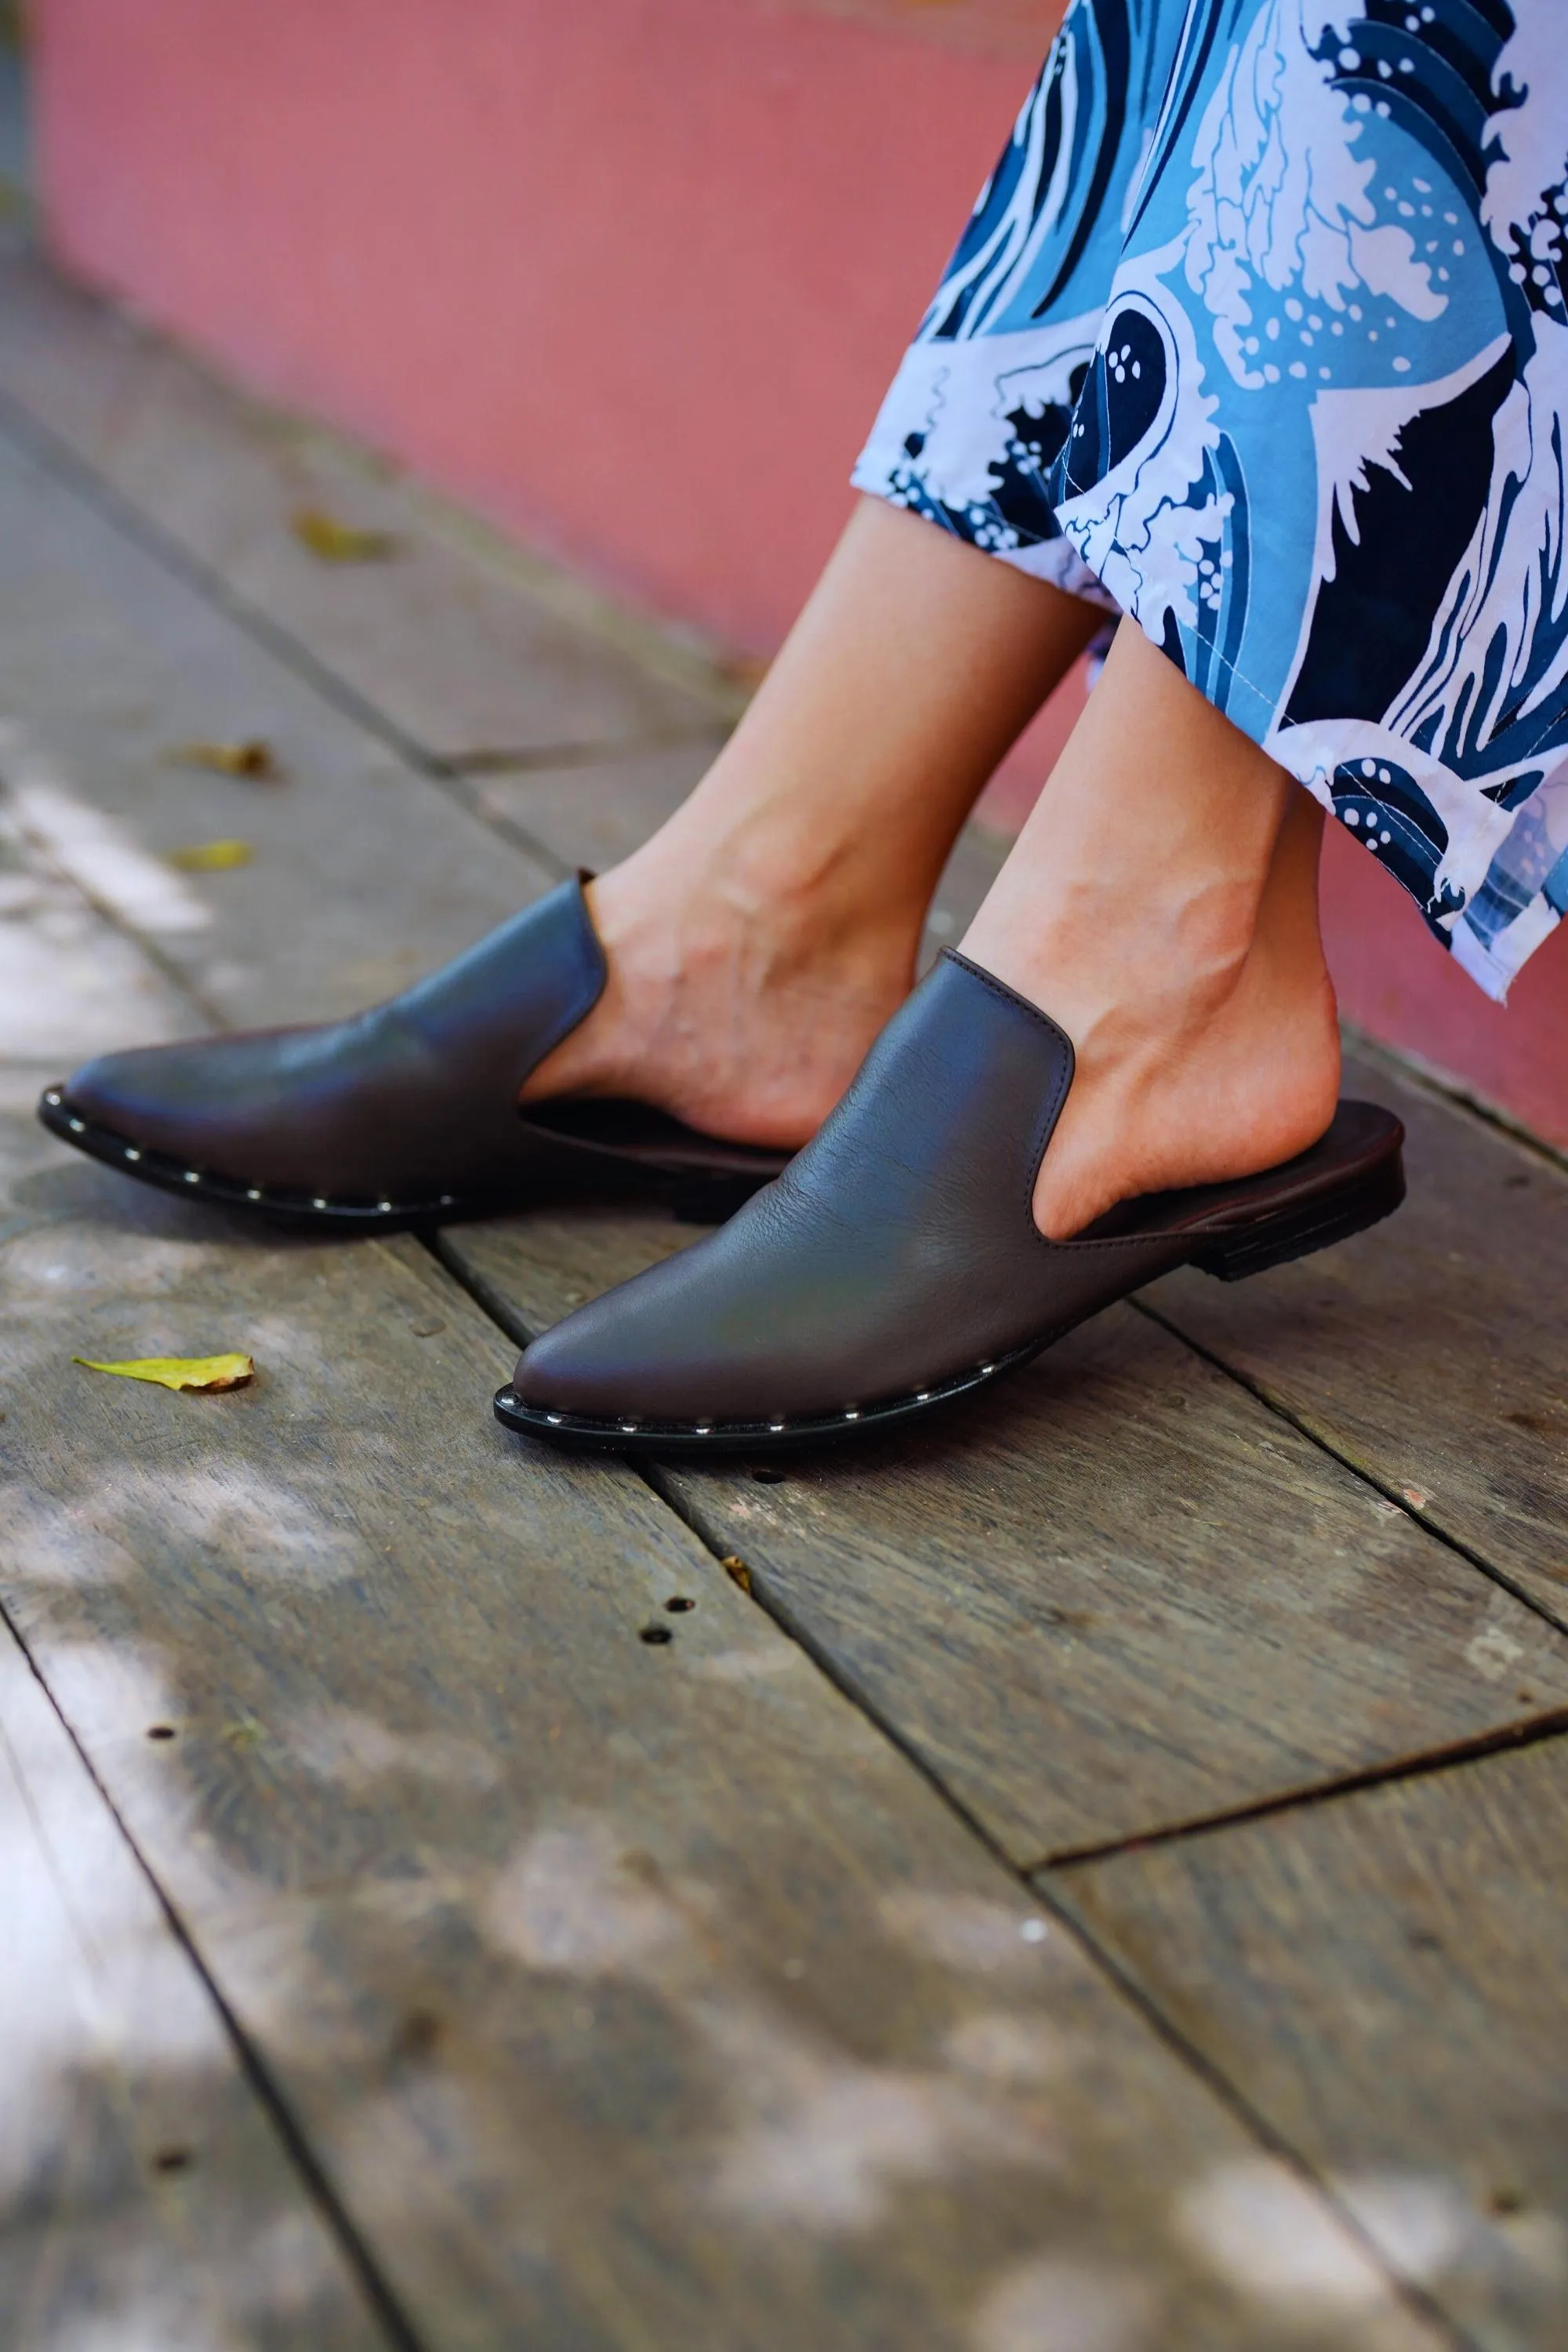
960,626,1342,1240
521,858,916,1149
1013,835,1341,1238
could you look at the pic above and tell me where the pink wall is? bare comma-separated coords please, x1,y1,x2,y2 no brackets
31,0,1566,1145
34,0,1035,653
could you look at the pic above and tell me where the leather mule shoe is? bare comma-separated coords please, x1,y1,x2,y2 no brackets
495,951,1406,1455
39,877,788,1230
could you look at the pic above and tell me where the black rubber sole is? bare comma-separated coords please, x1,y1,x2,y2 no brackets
1188,1147,1406,1279
493,1144,1407,1457
37,1088,772,1235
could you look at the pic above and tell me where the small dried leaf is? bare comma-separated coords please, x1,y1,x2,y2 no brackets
73,1352,255,1392
721,1554,751,1595
290,506,397,563
166,839,253,871
166,739,278,779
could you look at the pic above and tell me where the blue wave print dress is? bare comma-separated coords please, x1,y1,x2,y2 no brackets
853,1,1568,999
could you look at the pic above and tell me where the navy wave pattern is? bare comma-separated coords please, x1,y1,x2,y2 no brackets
854,0,1568,996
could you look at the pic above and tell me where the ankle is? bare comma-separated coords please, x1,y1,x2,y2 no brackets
592,829,925,1010
520,846,921,1149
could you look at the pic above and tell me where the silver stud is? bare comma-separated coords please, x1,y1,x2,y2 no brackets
546,1413,563,1426
44,1090,61,1105
981,1363,996,1375
123,1146,140,1162
844,1408,859,1421
183,1170,200,1184
916,1392,931,1403
695,1421,713,1435
67,1118,85,1134
769,1421,785,1433
246,1188,263,1201
378,1200,394,1214
620,1421,640,1433
439,1194,456,1207
311,1196,329,1210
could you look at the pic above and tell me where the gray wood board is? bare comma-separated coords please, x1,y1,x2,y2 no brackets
1056,1733,1568,2351
1149,1058,1568,1626
444,1207,1568,1864
0,771,198,1229
0,1620,387,2351
0,797,193,1067
0,1156,1444,2350
0,424,561,1029
0,250,719,758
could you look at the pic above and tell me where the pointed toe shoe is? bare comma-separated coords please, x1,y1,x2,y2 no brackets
39,877,787,1229
495,951,1406,1454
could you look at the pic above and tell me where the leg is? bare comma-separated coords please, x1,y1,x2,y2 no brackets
524,496,1103,1148
962,620,1341,1240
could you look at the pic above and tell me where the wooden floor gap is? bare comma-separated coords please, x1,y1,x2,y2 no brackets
439,726,725,778
427,1228,533,1350
1036,1706,1568,1873
1131,1293,1568,1643
0,1600,430,2352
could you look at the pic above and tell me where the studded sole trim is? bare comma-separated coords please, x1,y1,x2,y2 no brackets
492,1348,1039,1456
38,1088,782,1235
38,1089,500,1232
493,1134,1407,1458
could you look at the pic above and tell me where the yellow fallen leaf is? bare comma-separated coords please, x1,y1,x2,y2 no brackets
166,839,253,871
165,738,278,779
290,506,397,563
73,1353,255,1392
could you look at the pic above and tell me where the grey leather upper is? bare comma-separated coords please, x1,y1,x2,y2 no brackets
60,878,782,1204
513,951,1403,1425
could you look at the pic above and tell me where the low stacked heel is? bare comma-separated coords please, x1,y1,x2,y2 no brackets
1190,1150,1406,1283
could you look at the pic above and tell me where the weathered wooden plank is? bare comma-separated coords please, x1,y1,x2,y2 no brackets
1149,1058,1568,1625
0,424,561,1029
0,1157,1443,2350
0,1620,388,2351
0,797,191,1066
1055,1735,1568,2351
0,791,197,1232
444,1207,1568,1863
0,250,723,759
